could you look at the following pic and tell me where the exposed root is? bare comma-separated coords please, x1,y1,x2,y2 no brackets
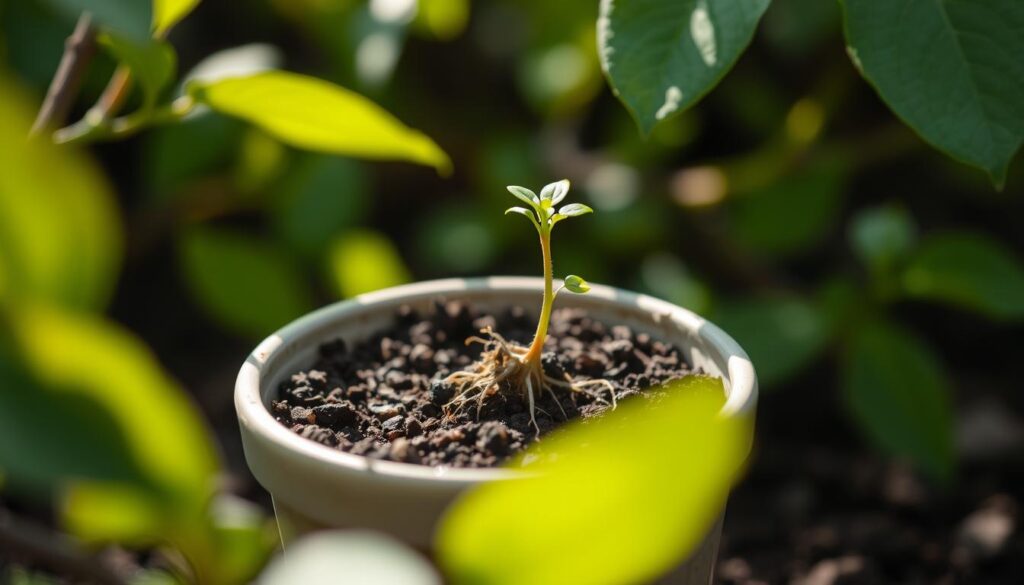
442,328,617,438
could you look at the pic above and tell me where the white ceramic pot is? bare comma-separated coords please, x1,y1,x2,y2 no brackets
235,277,757,582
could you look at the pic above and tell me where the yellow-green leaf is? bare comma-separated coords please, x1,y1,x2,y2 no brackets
9,305,219,501
437,377,750,585
0,76,121,312
153,0,201,36
328,230,411,298
190,71,451,174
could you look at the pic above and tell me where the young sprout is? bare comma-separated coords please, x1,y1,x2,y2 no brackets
505,179,593,366
442,180,615,436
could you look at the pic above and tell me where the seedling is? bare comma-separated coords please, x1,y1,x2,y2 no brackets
443,180,616,435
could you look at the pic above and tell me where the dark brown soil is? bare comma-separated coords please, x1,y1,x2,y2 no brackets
272,299,695,467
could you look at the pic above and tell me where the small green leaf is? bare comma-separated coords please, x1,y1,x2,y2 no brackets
505,206,541,230
840,0,1024,185
557,203,593,217
901,232,1024,321
506,185,539,207
539,179,570,204
327,230,411,298
97,34,176,108
152,0,201,36
178,227,314,339
0,76,121,311
842,319,954,480
562,274,590,294
849,205,917,276
437,378,749,585
599,0,772,134
189,72,451,174
261,531,439,585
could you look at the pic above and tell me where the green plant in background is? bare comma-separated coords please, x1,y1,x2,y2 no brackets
442,180,612,436
598,0,1023,187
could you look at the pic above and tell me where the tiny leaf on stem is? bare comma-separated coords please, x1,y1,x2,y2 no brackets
540,179,570,204
558,203,593,217
505,206,540,229
507,185,539,207
563,275,590,294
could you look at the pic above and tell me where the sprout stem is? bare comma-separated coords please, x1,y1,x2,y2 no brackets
524,227,553,365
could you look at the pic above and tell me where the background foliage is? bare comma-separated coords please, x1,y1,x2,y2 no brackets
1,0,1023,582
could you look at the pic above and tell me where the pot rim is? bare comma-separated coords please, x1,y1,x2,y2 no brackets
235,276,757,487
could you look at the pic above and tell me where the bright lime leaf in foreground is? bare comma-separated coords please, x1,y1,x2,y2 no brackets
328,230,411,298
842,320,954,481
97,34,176,108
598,0,772,134
437,377,749,585
840,0,1024,186
712,297,827,388
260,531,439,585
0,77,121,311
153,0,201,36
179,228,314,339
190,72,451,174
901,232,1024,321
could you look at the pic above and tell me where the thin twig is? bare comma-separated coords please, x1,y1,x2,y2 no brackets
31,13,98,136
0,508,128,585
92,66,134,120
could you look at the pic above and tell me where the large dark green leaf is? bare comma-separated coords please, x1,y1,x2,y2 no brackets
901,232,1024,321
842,320,954,480
598,0,772,134
840,0,1024,186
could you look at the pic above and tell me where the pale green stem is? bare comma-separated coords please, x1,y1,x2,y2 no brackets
524,226,553,365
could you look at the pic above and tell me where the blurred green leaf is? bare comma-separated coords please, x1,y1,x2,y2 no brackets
143,111,244,202
598,0,772,134
842,319,954,480
328,230,410,298
182,43,282,87
272,155,368,257
43,0,151,41
189,71,452,174
639,253,712,314
849,205,916,277
732,163,845,257
712,297,828,387
0,77,121,311
901,232,1024,321
63,483,165,544
414,0,470,40
260,531,439,585
8,305,218,497
437,377,749,585
97,33,176,108
153,0,201,36
179,227,314,339
840,0,1024,186
208,495,277,584
416,205,498,274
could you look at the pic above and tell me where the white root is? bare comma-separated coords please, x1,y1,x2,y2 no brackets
442,328,617,439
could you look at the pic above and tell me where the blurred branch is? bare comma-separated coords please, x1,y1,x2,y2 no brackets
0,508,128,585
92,66,135,120
31,14,98,136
